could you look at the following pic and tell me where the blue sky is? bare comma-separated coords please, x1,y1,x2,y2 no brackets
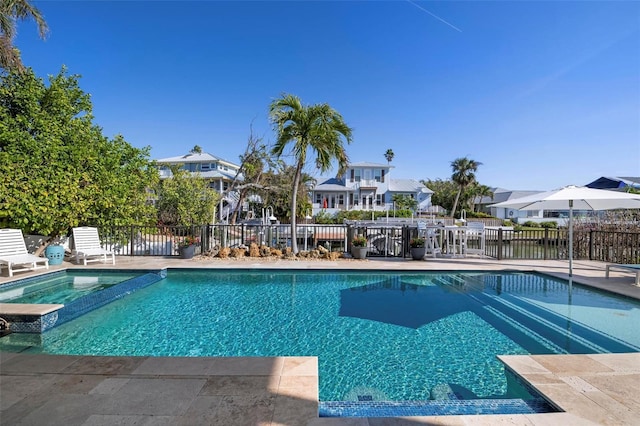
17,1,640,191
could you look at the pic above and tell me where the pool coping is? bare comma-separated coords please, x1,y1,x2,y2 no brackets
0,303,63,315
1,352,637,425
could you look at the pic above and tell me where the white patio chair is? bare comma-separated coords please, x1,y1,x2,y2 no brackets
72,227,115,265
464,222,486,257
0,229,49,277
418,222,442,258
425,227,442,258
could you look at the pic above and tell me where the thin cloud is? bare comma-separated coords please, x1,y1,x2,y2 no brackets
406,0,462,33
518,27,639,98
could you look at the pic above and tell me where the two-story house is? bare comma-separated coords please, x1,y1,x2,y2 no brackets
156,152,241,192
310,161,433,214
156,152,243,221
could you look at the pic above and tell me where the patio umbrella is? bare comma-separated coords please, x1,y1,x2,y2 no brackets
491,185,640,276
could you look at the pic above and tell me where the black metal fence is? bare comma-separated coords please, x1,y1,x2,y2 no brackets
97,224,349,257
95,223,640,264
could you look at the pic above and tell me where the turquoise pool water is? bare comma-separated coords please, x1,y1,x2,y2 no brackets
2,270,639,403
0,271,139,305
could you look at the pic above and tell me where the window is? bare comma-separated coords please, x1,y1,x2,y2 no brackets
201,163,211,171
338,194,344,206
354,169,361,182
374,169,382,182
376,194,383,205
316,193,322,204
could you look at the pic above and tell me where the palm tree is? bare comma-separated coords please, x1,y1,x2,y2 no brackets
384,149,394,164
270,94,353,254
468,183,494,212
0,0,48,72
450,157,482,219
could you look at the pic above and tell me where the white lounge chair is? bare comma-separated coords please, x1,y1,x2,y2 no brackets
605,264,640,286
72,227,115,265
0,229,49,277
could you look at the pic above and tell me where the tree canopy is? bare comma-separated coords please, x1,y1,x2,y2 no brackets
269,94,352,253
450,157,482,218
421,179,458,213
384,148,394,164
155,166,219,226
0,67,158,238
0,0,48,72
392,193,417,211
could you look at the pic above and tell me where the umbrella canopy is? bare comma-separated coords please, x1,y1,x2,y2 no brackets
491,185,640,276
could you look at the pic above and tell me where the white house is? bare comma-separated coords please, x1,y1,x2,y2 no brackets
156,152,241,192
156,152,243,221
310,161,433,215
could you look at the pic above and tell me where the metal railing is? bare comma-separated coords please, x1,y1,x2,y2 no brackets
94,223,640,264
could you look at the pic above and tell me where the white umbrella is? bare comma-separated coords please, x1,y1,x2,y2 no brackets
491,185,640,276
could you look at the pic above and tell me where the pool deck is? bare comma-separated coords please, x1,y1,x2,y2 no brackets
1,256,640,425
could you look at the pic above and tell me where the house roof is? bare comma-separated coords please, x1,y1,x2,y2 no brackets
198,170,238,181
159,169,238,181
389,179,432,194
586,176,640,190
477,188,543,204
156,152,240,168
348,161,393,168
313,177,354,192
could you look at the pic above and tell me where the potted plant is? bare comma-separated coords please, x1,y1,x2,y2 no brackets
351,235,368,260
178,235,200,259
410,237,426,260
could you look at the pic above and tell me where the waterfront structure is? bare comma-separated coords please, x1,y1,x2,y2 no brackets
156,151,243,221
310,161,434,214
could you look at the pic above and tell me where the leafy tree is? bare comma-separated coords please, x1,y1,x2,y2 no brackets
0,0,48,72
189,145,202,154
0,67,158,242
156,166,219,226
391,194,417,211
270,94,352,253
258,163,315,221
421,179,458,213
384,148,394,164
450,157,482,218
468,183,494,212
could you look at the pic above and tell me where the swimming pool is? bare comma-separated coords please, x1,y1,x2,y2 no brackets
2,270,639,407
0,270,139,304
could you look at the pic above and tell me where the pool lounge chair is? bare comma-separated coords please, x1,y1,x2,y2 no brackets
0,229,49,277
72,227,115,265
605,264,640,286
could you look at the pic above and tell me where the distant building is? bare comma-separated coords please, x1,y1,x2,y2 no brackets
586,176,640,190
482,188,544,221
156,152,242,221
156,152,241,193
310,161,434,214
